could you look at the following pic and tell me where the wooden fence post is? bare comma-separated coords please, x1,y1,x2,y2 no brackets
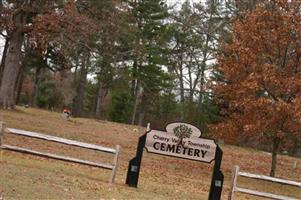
110,145,120,184
228,165,239,200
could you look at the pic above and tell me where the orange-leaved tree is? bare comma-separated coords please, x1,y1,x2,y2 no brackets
212,0,301,177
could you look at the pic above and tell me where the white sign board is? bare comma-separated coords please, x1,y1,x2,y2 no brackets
145,123,217,163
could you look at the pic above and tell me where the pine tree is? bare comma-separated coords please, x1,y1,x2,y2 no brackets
125,0,171,125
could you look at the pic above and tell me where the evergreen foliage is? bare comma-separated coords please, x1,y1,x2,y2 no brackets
109,90,131,123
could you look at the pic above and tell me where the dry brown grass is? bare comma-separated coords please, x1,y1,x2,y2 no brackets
0,107,300,199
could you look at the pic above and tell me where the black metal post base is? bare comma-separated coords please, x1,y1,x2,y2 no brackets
125,134,146,187
208,146,224,200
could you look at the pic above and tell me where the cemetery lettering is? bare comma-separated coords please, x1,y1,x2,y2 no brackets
145,125,217,163
153,141,208,157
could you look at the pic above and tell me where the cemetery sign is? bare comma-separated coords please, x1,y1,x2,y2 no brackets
145,123,217,163
126,122,224,200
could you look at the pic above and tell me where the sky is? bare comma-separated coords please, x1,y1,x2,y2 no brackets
0,34,4,61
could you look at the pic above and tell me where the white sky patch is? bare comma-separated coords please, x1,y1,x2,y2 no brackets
0,34,5,61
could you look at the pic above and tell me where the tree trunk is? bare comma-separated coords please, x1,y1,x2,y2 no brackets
137,92,146,126
198,24,210,111
187,55,194,104
15,66,25,105
95,57,113,119
31,66,42,107
0,12,26,109
138,107,145,126
72,55,89,117
179,63,185,121
270,137,280,177
72,50,81,84
198,62,206,112
0,38,9,85
0,33,24,108
131,61,138,98
131,79,140,125
95,82,109,119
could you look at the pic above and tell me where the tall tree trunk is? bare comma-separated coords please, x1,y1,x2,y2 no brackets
138,106,145,126
188,55,194,104
59,69,74,108
176,44,185,121
198,62,206,111
0,12,26,109
179,63,185,121
130,61,139,124
131,61,138,98
31,66,42,107
72,50,81,84
95,82,109,119
72,55,89,117
15,66,25,105
198,23,210,111
95,57,113,119
137,91,146,126
0,38,9,85
270,137,280,177
131,79,140,125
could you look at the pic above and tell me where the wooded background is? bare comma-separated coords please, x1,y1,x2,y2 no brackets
0,0,300,176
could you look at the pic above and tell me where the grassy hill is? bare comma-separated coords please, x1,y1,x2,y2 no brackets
0,107,300,199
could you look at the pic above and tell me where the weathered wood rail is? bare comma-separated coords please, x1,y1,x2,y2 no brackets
0,121,120,183
228,165,301,200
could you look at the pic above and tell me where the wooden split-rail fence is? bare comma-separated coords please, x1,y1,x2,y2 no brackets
228,165,301,200
0,121,120,184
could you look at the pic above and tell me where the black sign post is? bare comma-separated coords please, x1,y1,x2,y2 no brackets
125,123,224,200
125,133,146,187
208,145,224,200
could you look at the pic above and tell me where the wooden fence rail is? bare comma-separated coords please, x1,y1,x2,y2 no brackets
0,121,120,183
228,165,301,200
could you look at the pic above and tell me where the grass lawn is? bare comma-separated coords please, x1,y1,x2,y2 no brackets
0,107,300,199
